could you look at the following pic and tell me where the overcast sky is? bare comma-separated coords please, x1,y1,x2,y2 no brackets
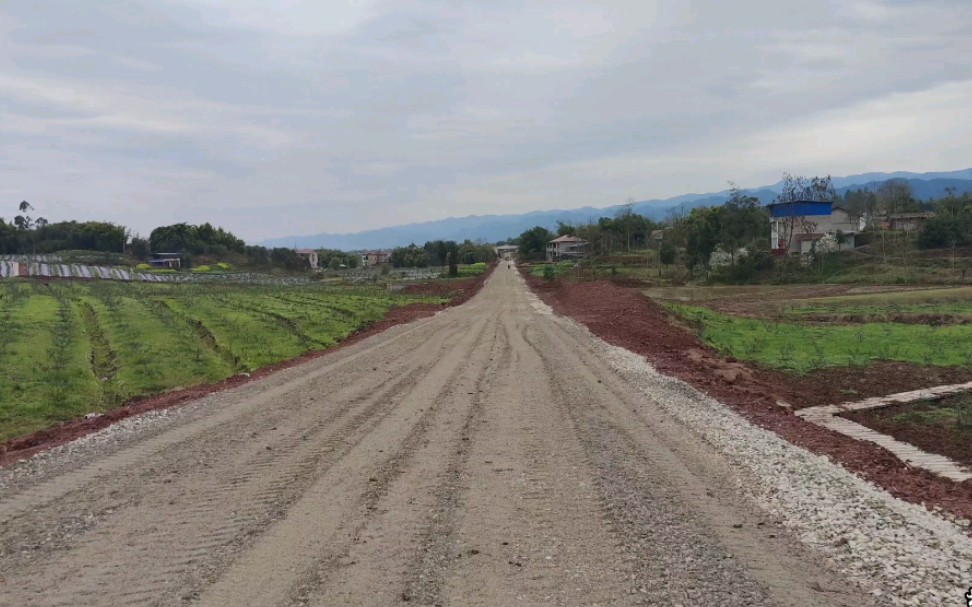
2,1,971,242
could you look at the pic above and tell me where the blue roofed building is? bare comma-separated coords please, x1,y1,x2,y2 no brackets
768,201,859,255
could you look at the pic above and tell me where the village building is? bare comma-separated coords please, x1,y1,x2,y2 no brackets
148,253,182,269
886,212,936,232
361,250,392,266
494,244,518,259
650,229,665,247
546,235,588,262
768,202,859,255
294,249,319,269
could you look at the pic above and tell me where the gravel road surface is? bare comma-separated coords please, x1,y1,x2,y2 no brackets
0,267,957,606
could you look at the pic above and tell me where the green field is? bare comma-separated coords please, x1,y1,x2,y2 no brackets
667,302,972,372
0,280,445,441
455,262,488,277
778,287,972,319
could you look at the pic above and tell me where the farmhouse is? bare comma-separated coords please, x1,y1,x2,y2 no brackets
295,249,319,269
887,212,936,232
148,253,182,269
494,244,518,259
361,250,392,266
546,235,588,262
768,202,858,255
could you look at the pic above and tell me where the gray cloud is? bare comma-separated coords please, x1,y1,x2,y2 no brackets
1,0,970,241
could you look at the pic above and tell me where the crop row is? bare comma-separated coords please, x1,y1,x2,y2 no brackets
668,303,972,373
0,281,444,442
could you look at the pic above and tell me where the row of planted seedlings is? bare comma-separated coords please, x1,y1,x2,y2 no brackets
143,282,282,372
0,281,29,366
89,281,231,397
0,280,435,440
215,285,399,355
0,282,103,439
670,303,972,373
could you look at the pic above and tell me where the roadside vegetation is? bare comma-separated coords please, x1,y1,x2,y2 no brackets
0,280,446,442
455,262,488,277
530,261,574,279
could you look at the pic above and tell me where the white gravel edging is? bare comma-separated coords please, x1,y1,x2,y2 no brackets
529,290,972,607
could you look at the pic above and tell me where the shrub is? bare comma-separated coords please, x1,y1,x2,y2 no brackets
190,265,212,273
135,263,151,271
816,233,840,255
753,249,774,271
708,247,733,270
542,265,556,281
660,243,676,265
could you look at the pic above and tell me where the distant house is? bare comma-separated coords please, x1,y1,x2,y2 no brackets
768,202,858,255
148,253,182,269
650,229,665,246
494,244,518,259
887,212,936,232
361,250,392,266
546,235,588,262
295,249,319,269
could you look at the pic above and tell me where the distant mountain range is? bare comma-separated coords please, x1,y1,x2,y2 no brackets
261,169,972,250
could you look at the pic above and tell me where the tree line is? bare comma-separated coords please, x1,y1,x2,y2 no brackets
511,174,972,280
513,207,665,261
388,240,496,268
0,202,127,255
0,201,499,273
0,203,317,271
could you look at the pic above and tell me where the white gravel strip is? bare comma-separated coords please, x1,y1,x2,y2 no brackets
529,290,972,607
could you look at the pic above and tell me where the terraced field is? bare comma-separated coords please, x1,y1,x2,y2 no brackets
0,280,444,441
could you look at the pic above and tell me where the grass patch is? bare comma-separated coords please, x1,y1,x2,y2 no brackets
0,280,444,442
780,287,972,318
668,303,972,372
529,261,575,278
455,262,488,277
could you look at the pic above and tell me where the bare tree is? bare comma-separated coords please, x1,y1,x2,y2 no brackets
616,200,635,252
774,174,836,255
876,180,913,219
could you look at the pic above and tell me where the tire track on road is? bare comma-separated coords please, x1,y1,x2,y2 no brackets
191,315,494,607
1,330,463,607
527,312,871,607
440,295,639,607
0,309,450,523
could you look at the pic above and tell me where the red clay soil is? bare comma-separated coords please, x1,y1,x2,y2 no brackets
523,272,972,525
0,267,494,467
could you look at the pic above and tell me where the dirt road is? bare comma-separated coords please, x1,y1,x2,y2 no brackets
0,268,874,606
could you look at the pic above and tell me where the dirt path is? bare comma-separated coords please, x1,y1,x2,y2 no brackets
0,268,878,606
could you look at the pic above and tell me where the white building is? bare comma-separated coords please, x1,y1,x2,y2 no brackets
546,235,588,262
768,202,858,255
295,249,319,269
